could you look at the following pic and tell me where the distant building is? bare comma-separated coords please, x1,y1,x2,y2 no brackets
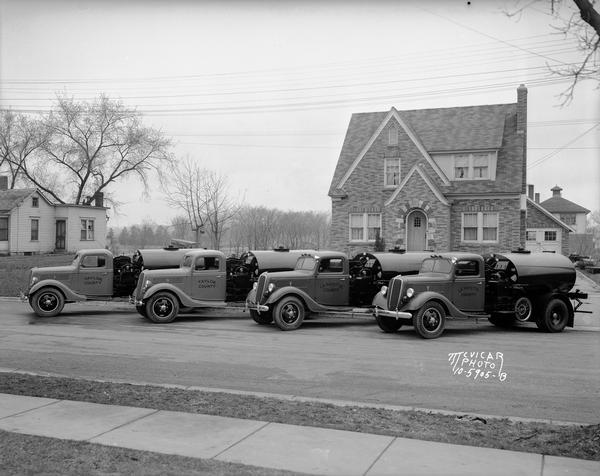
0,176,108,255
537,185,592,256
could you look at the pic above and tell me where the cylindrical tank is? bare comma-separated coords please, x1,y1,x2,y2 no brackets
132,247,201,270
350,251,431,305
495,252,576,293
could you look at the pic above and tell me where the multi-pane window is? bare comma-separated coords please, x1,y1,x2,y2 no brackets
526,230,537,241
453,152,492,180
81,219,95,241
31,197,39,207
349,213,381,242
0,217,8,241
544,230,557,241
31,219,39,241
388,127,398,145
462,212,498,243
384,158,400,186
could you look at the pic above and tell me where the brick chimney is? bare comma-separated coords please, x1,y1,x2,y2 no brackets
551,185,562,197
535,193,540,203
0,175,8,191
517,84,527,135
527,184,534,200
93,192,104,207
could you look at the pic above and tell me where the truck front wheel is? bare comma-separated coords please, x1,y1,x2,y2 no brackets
145,292,179,324
375,315,402,333
30,288,65,317
413,302,445,339
538,298,569,333
250,309,273,325
273,297,305,330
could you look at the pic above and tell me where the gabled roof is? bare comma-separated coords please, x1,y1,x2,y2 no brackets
385,163,449,207
0,188,36,213
527,198,574,232
329,103,514,196
539,196,590,214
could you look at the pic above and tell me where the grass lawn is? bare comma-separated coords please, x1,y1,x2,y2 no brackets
0,372,598,465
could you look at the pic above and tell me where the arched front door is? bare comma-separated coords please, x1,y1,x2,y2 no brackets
407,210,427,251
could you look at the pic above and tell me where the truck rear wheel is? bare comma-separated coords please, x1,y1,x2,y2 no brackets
273,296,304,331
538,298,569,333
250,309,273,325
145,292,179,323
413,302,445,339
375,315,403,333
30,288,65,317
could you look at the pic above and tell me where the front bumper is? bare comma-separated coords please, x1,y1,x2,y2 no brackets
19,291,29,303
245,300,270,313
373,306,412,320
129,296,143,306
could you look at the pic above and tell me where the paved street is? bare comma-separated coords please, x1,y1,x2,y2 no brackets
1,275,598,425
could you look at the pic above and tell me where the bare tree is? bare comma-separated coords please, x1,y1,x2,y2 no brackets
162,158,239,249
0,110,48,188
507,0,600,103
8,94,172,205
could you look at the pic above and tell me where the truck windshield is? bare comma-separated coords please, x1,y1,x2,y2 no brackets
296,257,317,271
420,258,452,274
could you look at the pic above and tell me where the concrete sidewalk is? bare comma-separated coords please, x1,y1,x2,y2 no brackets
0,393,598,476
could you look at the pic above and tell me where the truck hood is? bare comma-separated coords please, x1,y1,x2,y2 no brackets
31,265,77,279
264,270,312,285
399,273,451,285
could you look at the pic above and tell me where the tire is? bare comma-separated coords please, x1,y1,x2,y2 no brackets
30,288,65,317
145,292,179,323
375,314,403,333
413,301,445,339
488,314,515,328
136,305,148,318
514,296,533,322
539,298,569,333
273,296,305,331
250,309,273,325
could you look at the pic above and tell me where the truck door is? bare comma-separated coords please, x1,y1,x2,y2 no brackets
315,257,349,306
451,258,485,312
77,253,112,296
191,255,225,301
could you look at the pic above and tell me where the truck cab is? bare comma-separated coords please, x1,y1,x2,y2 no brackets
132,249,227,323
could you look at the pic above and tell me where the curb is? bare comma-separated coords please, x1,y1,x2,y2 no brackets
0,367,593,428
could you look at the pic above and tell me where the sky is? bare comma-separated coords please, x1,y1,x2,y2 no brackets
1,0,599,228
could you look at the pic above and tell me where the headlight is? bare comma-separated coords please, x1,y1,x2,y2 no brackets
380,285,388,297
406,287,414,298
267,283,276,293
252,282,258,290
143,279,152,292
31,276,39,286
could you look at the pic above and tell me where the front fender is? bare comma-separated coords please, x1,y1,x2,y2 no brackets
372,291,386,310
28,280,86,303
402,291,466,317
265,286,324,312
143,283,193,307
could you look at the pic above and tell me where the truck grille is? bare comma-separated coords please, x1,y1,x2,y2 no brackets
256,274,267,303
387,278,403,310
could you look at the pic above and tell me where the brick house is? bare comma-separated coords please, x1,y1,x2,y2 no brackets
329,85,529,255
0,178,108,255
531,185,591,255
525,187,573,255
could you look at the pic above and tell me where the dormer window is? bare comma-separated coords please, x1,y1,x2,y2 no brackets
384,157,400,187
388,127,398,146
431,151,496,181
